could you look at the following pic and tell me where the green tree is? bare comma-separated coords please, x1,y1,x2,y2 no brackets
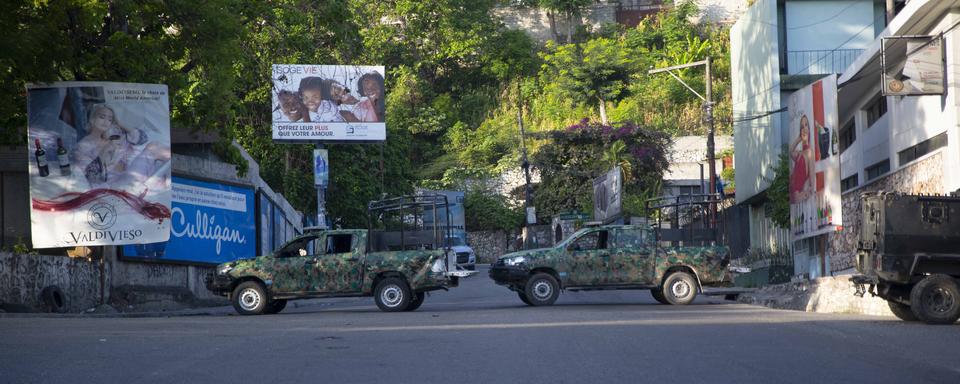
541,37,634,124
531,120,670,218
1,0,247,147
766,147,791,228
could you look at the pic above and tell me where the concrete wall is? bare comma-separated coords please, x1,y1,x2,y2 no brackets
783,1,876,75
828,152,944,272
467,225,555,264
494,2,618,44
732,0,783,203
0,252,102,313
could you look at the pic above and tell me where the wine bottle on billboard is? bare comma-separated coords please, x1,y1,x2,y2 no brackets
34,138,49,177
56,137,71,176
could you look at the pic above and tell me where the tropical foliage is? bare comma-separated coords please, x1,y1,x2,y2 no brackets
1,0,730,230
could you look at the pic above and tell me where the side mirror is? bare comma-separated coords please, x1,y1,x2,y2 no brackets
568,244,581,252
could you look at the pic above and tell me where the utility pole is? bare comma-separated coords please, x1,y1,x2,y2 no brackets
705,56,716,202
518,82,534,250
649,57,717,222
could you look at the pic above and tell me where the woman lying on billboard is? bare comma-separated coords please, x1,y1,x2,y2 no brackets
74,103,170,189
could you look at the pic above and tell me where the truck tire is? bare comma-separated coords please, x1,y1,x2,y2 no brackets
232,281,268,315
650,288,669,305
375,277,412,312
264,299,287,315
661,272,698,305
404,292,426,311
909,274,960,324
518,292,534,306
524,273,559,306
886,300,917,321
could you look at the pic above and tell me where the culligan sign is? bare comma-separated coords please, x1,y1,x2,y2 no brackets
122,176,256,264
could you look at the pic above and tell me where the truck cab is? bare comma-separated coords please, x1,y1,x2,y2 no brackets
490,223,731,306
851,192,960,324
207,194,474,315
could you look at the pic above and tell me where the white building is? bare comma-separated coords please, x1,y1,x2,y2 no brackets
663,135,734,196
731,0,890,277
830,0,960,271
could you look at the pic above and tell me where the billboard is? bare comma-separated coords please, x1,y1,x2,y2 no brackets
26,82,171,248
882,36,944,96
122,176,256,264
593,167,622,222
314,148,329,187
788,75,843,240
271,64,386,142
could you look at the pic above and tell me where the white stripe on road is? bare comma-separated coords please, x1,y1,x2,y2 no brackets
312,314,855,333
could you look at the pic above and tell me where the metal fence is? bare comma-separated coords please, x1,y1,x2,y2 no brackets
785,49,864,75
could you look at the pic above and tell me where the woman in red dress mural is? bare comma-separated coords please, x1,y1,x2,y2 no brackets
790,114,814,204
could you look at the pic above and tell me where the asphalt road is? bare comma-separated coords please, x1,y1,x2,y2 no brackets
3,266,960,384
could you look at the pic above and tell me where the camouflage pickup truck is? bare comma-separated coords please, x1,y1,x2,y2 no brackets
207,194,474,315
489,224,732,306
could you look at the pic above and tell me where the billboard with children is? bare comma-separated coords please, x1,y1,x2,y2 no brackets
26,82,172,248
787,75,842,240
271,64,386,142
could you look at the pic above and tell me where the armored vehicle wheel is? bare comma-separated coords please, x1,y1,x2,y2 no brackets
661,272,698,305
910,274,960,324
375,277,413,312
264,299,287,315
886,300,916,321
524,273,559,306
650,288,669,305
232,281,268,315
405,292,426,311
518,292,534,306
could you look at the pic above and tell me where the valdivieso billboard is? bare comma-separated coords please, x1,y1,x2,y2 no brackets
271,64,386,142
27,82,172,248
122,177,256,265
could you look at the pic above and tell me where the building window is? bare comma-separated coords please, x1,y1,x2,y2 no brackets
841,174,859,192
839,120,856,153
865,96,887,128
676,185,701,195
865,159,890,181
898,132,948,166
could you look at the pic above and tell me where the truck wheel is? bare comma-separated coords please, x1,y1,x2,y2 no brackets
910,274,960,324
518,292,534,306
404,292,426,311
264,299,287,315
232,281,268,315
650,288,669,305
375,277,412,312
524,273,559,306
886,300,916,321
661,272,698,305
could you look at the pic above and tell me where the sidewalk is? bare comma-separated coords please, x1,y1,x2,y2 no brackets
737,275,895,317
0,297,367,319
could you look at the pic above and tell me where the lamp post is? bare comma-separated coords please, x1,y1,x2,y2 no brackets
648,57,716,219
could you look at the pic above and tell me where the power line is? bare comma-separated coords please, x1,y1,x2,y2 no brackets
733,22,875,108
786,2,861,30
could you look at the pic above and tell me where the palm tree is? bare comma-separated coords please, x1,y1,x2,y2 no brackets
602,140,632,183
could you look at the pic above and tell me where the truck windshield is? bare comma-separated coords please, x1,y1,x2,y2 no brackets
446,237,466,246
555,228,592,249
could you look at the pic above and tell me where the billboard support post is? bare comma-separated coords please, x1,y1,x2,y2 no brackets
316,143,327,229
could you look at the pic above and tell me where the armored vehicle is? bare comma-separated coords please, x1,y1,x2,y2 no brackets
851,192,960,324
207,194,475,315
490,195,733,306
